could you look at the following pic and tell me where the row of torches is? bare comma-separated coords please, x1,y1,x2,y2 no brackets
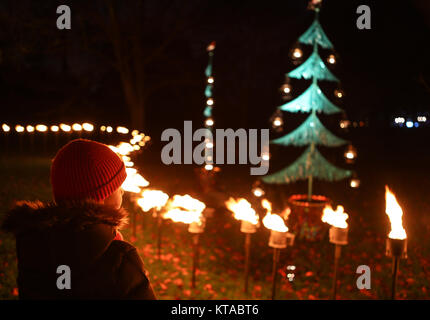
1,122,135,135
122,162,408,299
108,131,408,299
3,123,407,299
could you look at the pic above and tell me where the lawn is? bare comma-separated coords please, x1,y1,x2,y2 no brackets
0,154,429,300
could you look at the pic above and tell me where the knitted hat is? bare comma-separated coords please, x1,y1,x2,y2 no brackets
51,139,127,203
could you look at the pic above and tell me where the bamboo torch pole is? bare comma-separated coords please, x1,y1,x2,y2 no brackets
386,238,407,300
189,220,205,289
268,231,295,300
328,226,348,300
240,220,257,294
157,212,163,260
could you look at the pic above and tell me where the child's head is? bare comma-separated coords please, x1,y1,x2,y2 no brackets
51,139,127,209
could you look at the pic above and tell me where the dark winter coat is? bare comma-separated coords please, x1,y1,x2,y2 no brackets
1,200,156,300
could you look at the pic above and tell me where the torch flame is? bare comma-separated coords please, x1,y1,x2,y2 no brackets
137,189,169,212
225,197,259,225
321,205,348,229
261,199,288,232
163,195,206,225
109,142,134,156
385,186,407,240
262,214,288,233
121,168,149,193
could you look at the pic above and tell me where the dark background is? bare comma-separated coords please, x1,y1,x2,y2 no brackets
0,0,429,217
1,0,430,131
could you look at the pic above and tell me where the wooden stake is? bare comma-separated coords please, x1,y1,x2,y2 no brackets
332,244,342,300
271,248,280,300
244,233,251,293
157,213,163,260
391,255,400,300
191,233,200,288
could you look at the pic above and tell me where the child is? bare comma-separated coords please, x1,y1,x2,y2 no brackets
2,139,156,299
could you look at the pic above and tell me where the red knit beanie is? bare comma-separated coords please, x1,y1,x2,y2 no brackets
51,139,127,203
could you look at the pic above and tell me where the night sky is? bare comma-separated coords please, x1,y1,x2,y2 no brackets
0,0,430,137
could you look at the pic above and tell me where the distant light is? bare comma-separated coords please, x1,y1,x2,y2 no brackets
207,76,214,84
106,126,113,133
262,153,270,161
26,125,35,133
205,164,213,171
50,125,59,132
100,126,106,132
282,84,291,94
334,89,343,98
394,117,405,124
60,124,71,132
15,125,25,133
273,118,282,127
133,145,141,151
287,265,296,271
345,152,355,160
292,48,302,59
206,98,214,106
414,122,419,128
205,118,214,127
82,123,94,132
350,178,360,188
206,142,214,149
72,123,82,131
339,120,350,129
131,130,139,136
344,145,357,163
36,124,48,132
327,54,336,64
309,121,315,127
417,116,427,122
117,126,129,134
406,121,413,128
2,124,10,132
252,187,264,197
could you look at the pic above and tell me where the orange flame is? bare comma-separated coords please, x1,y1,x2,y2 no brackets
137,189,169,212
163,195,206,225
109,142,134,156
225,197,259,225
261,199,288,232
121,168,149,193
385,186,407,240
321,205,348,229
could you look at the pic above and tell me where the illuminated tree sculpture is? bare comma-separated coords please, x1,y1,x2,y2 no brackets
262,5,351,200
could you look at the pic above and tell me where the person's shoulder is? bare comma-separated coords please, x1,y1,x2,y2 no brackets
107,240,141,261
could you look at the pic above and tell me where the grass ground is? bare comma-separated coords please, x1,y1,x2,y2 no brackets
0,154,429,300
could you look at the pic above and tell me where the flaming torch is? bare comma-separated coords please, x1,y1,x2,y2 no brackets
321,204,349,299
121,167,149,237
225,197,259,294
164,195,206,288
262,199,295,300
137,189,169,233
385,186,407,300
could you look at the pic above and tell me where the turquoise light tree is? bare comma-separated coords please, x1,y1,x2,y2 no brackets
262,5,351,200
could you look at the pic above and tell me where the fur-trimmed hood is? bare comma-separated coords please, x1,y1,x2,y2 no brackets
2,200,129,236
1,201,130,279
